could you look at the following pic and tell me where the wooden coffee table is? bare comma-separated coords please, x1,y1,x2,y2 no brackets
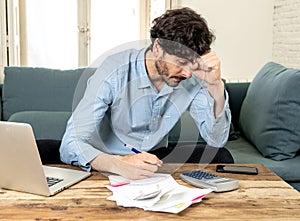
0,164,299,220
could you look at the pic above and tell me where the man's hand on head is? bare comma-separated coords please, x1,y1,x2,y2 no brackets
191,51,222,85
191,51,225,116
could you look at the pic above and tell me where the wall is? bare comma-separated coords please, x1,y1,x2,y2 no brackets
176,0,274,82
273,0,300,69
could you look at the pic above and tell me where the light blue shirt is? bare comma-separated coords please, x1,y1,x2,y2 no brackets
60,47,231,171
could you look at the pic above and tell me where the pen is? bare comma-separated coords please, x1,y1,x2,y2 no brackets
124,144,141,154
124,144,162,167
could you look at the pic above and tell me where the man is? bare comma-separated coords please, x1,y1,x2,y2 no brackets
60,7,232,179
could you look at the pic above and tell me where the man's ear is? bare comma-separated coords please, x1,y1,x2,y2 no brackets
153,39,163,58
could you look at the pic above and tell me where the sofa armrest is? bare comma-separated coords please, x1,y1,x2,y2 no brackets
225,82,250,131
0,84,3,120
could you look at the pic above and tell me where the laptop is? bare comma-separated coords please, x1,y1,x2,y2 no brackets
0,121,91,196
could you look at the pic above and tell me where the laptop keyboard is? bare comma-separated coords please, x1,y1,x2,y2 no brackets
46,177,64,187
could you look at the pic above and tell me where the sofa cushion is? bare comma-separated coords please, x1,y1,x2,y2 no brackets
239,62,300,160
225,82,250,132
8,111,71,140
226,136,300,182
2,67,91,121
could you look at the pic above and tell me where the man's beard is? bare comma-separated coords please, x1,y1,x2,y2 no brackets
155,60,185,87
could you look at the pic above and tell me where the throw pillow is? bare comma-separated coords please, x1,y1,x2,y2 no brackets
239,62,300,160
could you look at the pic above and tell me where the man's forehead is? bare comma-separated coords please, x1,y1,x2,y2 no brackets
167,53,198,64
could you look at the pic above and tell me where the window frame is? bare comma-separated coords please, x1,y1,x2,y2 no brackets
78,0,90,67
0,0,168,81
0,0,7,82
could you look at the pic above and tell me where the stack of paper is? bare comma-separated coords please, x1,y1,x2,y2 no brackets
106,173,212,213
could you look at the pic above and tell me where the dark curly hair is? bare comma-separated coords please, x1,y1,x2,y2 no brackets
150,7,215,61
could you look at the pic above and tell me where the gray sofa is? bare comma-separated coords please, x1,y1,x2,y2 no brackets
0,62,299,191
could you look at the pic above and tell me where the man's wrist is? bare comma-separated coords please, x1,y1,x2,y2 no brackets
90,153,118,173
207,80,225,101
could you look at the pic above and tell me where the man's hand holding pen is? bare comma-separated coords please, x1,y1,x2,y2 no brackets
114,151,163,180
90,144,163,180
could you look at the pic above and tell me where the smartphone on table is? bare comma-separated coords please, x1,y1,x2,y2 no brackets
216,165,258,175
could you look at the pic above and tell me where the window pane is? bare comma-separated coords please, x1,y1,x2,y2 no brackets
25,0,78,69
150,0,166,24
90,0,140,63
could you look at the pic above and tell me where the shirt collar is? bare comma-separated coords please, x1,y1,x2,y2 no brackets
137,47,153,89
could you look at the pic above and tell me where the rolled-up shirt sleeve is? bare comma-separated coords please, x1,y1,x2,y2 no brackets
60,72,114,171
60,122,102,171
189,88,231,147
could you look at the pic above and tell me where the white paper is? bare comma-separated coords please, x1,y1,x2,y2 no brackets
106,173,213,213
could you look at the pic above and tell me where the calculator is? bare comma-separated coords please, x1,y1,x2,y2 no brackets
180,170,239,192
